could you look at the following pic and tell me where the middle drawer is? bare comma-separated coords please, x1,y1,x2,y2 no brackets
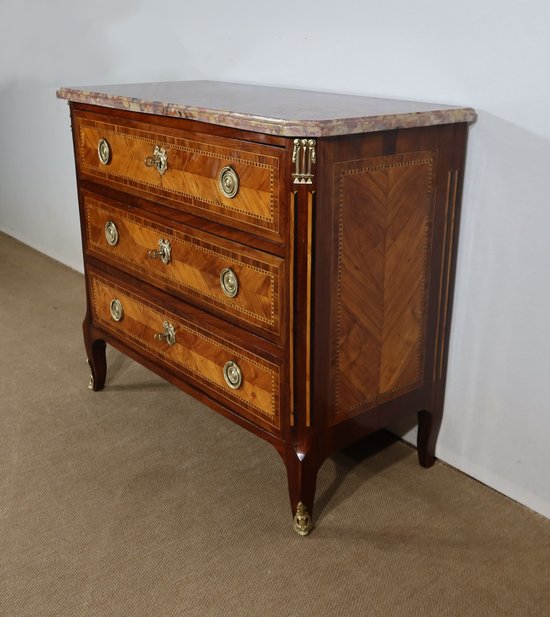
82,191,285,341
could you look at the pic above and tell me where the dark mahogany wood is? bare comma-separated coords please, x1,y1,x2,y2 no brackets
72,101,291,147
285,123,470,525
83,318,106,392
65,92,472,534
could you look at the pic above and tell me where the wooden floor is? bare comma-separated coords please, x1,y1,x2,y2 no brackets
1,231,549,617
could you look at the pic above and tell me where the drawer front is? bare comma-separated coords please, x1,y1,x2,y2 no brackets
83,193,285,340
74,111,285,242
89,271,281,432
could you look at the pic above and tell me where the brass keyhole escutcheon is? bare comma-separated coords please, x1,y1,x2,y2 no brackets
98,138,111,165
147,238,171,265
218,166,239,198
154,321,177,346
220,267,239,298
144,145,168,176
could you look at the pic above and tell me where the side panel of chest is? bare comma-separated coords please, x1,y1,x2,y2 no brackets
313,125,467,428
332,150,435,421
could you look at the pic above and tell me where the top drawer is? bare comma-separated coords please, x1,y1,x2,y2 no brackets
72,110,287,243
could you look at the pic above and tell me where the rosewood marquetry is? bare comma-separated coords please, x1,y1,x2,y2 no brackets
58,81,475,535
89,268,281,431
83,191,285,341
74,111,286,243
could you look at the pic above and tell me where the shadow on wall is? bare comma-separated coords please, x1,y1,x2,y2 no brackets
393,111,550,481
446,111,550,443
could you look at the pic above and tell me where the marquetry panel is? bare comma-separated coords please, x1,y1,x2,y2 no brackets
331,151,435,423
89,272,281,431
83,193,284,339
74,113,283,241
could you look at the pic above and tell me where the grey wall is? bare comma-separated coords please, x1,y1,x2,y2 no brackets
1,0,549,517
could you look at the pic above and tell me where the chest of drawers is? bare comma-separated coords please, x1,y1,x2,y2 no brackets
57,81,475,534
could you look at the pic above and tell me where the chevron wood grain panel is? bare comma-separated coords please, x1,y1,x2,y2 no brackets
89,271,281,431
332,151,435,423
74,113,283,240
83,193,284,339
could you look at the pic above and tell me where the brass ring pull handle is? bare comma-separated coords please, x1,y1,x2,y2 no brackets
220,267,239,298
104,220,119,246
98,138,111,165
223,360,242,389
109,298,124,322
219,166,239,198
147,238,171,265
154,321,177,346
144,145,168,176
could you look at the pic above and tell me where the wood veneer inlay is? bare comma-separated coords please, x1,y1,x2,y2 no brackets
332,151,435,422
75,114,284,239
90,272,281,430
83,195,284,336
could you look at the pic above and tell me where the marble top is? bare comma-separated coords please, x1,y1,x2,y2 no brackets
57,81,476,137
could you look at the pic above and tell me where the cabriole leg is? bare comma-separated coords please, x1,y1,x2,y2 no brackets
83,319,106,392
417,408,443,468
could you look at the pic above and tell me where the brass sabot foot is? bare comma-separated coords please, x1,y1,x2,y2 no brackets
86,358,94,390
293,502,313,536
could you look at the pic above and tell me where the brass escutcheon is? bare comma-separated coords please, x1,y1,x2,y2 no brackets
220,267,239,298
144,145,168,176
218,165,239,198
147,238,171,265
154,320,177,346
98,138,111,165
223,360,242,389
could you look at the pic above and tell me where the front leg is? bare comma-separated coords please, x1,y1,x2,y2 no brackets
83,318,106,391
284,448,320,536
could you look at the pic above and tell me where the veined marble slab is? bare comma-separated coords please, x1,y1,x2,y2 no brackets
57,80,476,137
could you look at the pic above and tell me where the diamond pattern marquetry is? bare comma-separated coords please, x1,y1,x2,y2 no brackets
74,113,285,242
332,152,435,423
83,193,284,340
89,271,281,432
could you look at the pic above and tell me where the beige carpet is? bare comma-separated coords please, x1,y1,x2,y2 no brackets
0,231,549,617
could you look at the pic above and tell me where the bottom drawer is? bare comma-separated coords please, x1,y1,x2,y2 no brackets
88,269,282,432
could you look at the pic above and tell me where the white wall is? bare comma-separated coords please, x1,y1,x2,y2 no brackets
2,0,549,517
